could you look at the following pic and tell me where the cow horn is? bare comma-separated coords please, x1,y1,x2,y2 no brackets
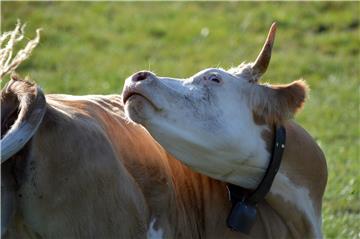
251,22,277,80
1,77,46,163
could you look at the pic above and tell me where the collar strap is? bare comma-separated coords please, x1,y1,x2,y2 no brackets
226,125,286,234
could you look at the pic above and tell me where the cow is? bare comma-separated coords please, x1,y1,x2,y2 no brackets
1,75,301,239
122,23,328,238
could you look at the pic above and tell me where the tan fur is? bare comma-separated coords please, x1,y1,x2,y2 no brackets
266,121,327,238
253,109,327,238
1,75,46,160
249,80,309,125
2,80,325,239
1,75,38,127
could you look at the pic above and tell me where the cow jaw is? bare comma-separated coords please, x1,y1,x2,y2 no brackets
124,94,158,124
123,69,271,189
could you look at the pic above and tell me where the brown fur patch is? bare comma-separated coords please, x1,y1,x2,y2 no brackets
252,111,267,126
261,128,274,154
272,80,309,116
252,111,274,154
251,80,309,125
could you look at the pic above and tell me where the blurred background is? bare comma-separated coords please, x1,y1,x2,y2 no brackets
2,2,359,238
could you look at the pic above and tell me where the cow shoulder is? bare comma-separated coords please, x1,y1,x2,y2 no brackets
17,95,148,238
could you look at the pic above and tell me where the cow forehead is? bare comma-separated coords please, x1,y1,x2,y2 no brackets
192,67,237,79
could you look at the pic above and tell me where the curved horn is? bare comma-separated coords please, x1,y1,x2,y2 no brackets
252,22,277,79
1,76,46,163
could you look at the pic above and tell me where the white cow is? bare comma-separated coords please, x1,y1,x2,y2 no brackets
122,23,328,238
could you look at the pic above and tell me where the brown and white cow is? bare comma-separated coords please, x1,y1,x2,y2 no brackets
122,24,328,238
1,76,310,239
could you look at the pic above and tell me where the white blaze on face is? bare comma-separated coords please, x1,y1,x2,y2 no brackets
123,68,270,189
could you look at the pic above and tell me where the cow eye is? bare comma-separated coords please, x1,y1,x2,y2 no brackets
208,75,222,84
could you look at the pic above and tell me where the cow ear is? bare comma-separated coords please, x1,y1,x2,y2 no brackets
252,80,309,124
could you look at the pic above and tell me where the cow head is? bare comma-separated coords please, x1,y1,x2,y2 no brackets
122,23,308,189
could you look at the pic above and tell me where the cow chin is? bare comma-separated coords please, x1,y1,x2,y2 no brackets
124,95,156,124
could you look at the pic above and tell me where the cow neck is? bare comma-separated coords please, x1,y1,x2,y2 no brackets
226,125,286,234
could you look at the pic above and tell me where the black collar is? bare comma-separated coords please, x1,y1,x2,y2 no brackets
226,125,286,234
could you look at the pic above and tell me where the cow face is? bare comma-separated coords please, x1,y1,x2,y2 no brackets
122,23,308,188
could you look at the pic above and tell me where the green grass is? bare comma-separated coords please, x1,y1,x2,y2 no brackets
2,2,359,238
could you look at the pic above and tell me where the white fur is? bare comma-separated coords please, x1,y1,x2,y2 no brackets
147,218,163,239
272,174,322,238
123,67,323,238
123,68,271,189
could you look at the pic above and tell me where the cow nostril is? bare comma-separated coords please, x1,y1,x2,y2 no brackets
133,71,149,82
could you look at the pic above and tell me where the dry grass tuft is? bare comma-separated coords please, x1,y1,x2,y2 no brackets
0,20,41,80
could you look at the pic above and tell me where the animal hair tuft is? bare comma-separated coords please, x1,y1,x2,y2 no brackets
0,20,41,80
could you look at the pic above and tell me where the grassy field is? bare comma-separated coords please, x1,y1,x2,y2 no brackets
2,2,359,238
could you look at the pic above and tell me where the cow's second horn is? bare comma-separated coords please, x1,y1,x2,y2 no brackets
252,22,277,79
1,77,46,163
